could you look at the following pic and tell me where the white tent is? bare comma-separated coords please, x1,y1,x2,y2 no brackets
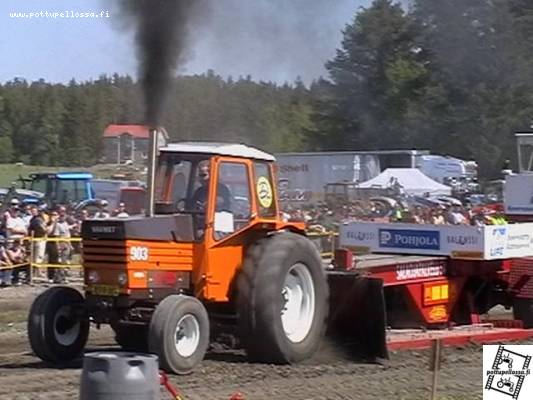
359,168,451,196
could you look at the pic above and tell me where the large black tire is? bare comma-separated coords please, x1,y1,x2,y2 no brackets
28,286,89,363
112,322,148,352
237,232,329,364
513,298,533,328
148,295,209,375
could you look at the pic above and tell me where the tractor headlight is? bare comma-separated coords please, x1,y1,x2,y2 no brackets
87,270,100,283
117,272,128,286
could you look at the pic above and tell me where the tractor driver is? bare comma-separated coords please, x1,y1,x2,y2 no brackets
191,160,231,213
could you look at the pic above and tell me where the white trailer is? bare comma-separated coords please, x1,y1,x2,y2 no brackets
275,150,428,203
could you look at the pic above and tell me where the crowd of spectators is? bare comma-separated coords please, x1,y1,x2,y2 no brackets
281,201,507,231
0,191,506,287
0,198,129,287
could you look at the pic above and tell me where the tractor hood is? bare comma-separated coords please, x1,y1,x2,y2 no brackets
81,214,195,242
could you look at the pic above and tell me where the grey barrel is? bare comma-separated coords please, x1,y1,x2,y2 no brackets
80,352,160,400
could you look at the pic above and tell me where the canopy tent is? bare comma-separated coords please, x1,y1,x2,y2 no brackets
358,168,451,196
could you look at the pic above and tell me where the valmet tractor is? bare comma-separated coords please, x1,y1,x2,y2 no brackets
28,142,383,374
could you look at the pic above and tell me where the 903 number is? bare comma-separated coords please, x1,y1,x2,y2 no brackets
130,246,149,261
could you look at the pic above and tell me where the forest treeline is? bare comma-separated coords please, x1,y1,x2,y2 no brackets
0,0,532,177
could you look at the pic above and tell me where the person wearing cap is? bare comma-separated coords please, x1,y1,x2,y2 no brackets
5,199,27,240
112,202,129,218
3,198,19,223
190,160,231,212
94,200,111,219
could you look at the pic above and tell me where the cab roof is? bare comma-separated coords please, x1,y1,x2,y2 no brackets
159,142,275,162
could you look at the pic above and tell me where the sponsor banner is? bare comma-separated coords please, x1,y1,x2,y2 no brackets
485,223,533,259
340,222,484,258
379,228,440,250
341,222,533,260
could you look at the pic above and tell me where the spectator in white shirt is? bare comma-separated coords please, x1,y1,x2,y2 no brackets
447,205,468,225
5,203,28,240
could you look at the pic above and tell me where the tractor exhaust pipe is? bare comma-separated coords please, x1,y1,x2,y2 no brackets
145,127,158,217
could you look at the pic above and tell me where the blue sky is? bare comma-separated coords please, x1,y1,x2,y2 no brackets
0,0,371,84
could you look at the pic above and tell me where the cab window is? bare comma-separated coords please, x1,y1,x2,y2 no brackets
214,162,252,240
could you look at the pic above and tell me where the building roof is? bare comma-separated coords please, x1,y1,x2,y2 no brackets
160,142,275,161
103,124,152,139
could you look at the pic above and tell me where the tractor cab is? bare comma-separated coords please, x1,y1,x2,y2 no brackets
19,172,94,207
153,143,281,241
81,143,299,303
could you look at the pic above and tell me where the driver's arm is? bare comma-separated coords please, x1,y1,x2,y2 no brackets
190,186,207,210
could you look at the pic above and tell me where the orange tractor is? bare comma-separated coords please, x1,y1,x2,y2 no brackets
28,142,383,374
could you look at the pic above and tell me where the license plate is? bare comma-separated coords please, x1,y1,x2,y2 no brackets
88,284,120,297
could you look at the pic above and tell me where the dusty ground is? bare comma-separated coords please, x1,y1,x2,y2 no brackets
0,284,529,400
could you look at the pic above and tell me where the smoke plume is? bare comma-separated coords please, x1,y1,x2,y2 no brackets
118,0,204,126
185,0,362,84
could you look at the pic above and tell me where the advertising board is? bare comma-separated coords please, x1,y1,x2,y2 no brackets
484,223,533,259
340,222,533,260
504,174,533,215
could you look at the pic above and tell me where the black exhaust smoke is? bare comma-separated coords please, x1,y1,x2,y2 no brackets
119,0,201,126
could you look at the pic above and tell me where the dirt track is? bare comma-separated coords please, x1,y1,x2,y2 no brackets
0,285,528,400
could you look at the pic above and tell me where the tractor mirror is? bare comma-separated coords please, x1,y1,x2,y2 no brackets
214,211,234,233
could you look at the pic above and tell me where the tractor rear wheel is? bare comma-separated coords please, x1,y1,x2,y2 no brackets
148,295,209,375
28,286,89,363
513,298,533,328
237,232,328,364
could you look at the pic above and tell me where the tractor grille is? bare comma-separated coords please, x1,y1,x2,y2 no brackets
82,239,194,271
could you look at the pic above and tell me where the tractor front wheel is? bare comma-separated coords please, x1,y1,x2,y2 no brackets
148,295,210,375
237,232,328,364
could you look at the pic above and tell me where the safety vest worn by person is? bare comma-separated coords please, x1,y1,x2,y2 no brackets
486,215,507,225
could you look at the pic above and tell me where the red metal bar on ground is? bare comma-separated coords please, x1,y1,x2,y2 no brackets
160,371,184,400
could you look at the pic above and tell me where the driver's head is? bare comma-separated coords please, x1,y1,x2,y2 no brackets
198,160,210,185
